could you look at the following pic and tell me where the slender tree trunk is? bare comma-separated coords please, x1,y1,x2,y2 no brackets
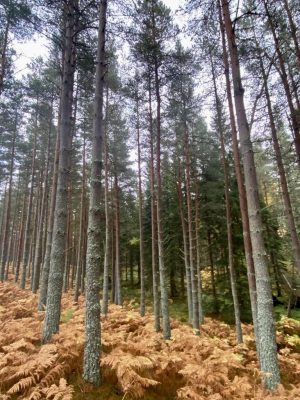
20,123,37,289
102,97,110,315
207,229,218,314
0,183,8,258
83,0,107,385
259,54,300,275
0,21,9,95
153,48,171,340
184,125,199,334
15,188,27,282
114,175,122,305
32,119,51,293
30,175,42,288
176,166,192,323
195,183,204,324
5,181,20,279
110,191,115,303
148,75,160,332
218,2,258,330
38,120,60,310
283,0,300,70
263,0,300,168
74,136,86,303
136,92,145,316
81,205,88,294
211,55,243,343
42,0,77,341
63,179,72,292
221,0,280,389
0,116,16,281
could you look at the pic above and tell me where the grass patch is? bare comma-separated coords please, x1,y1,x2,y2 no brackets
61,308,74,323
274,305,300,321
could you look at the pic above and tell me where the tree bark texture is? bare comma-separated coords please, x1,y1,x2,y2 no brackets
221,0,280,389
83,0,107,385
42,0,77,342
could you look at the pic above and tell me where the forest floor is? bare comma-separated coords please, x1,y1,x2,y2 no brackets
1,279,300,399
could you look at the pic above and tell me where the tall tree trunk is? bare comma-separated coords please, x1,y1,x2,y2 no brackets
221,0,280,389
136,91,145,316
74,136,86,303
15,188,27,282
0,21,9,95
5,179,21,279
20,123,37,289
30,174,42,288
32,117,52,293
42,0,77,342
263,0,300,168
207,229,218,314
211,55,243,343
184,125,199,334
195,183,204,324
83,0,107,385
153,43,171,341
102,96,110,315
81,204,88,294
38,119,60,310
148,75,160,332
283,0,300,70
176,166,192,323
0,115,16,281
114,175,122,305
218,2,258,331
259,53,300,275
63,179,73,292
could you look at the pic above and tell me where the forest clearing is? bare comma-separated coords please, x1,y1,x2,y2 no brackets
1,278,300,400
1,0,300,398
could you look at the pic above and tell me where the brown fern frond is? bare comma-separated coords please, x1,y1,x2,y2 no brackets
7,375,36,394
42,378,74,400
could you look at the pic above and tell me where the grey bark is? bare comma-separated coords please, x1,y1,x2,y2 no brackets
263,0,300,168
136,92,145,317
259,52,300,275
74,136,86,303
0,117,16,281
114,175,122,305
32,115,52,293
211,56,243,343
83,0,107,385
184,125,200,335
20,124,37,289
42,0,77,341
102,98,110,315
15,188,27,282
218,2,258,334
38,118,60,310
148,76,160,332
195,183,204,324
176,166,193,323
221,0,280,389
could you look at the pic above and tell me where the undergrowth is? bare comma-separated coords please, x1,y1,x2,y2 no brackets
1,280,300,399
